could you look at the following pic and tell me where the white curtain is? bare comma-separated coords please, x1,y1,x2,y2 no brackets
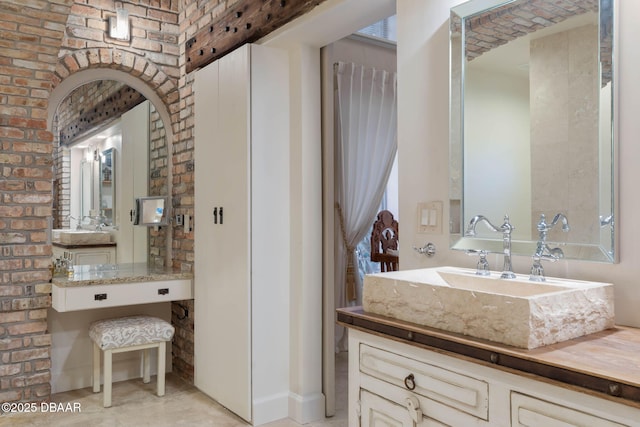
334,62,398,351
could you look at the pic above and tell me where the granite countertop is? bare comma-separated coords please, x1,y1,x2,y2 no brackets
52,263,193,287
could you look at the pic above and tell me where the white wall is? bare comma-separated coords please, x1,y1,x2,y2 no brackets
397,0,640,328
263,0,395,421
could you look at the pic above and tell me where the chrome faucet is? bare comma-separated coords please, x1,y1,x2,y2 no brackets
465,249,490,276
465,214,515,279
81,213,107,231
530,213,569,282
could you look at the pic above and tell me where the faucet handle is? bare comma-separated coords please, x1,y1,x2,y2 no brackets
466,249,490,276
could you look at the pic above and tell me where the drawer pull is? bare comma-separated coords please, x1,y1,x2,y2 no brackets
404,373,416,390
158,288,169,295
94,293,107,301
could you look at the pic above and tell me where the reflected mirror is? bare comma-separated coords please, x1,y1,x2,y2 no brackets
134,196,168,226
52,80,169,265
100,148,115,226
449,0,616,262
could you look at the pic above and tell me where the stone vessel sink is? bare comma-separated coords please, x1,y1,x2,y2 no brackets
363,266,614,349
53,229,112,245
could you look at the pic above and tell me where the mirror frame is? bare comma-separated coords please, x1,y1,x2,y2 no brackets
134,196,168,226
449,0,618,263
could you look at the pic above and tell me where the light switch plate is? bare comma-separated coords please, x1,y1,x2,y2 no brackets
417,201,443,234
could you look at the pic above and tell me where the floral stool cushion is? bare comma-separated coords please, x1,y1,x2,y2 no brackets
89,315,174,350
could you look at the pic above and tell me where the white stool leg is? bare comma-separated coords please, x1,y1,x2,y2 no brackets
157,341,166,397
143,348,151,384
92,342,101,393
104,349,113,407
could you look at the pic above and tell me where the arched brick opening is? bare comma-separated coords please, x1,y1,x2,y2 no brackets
47,48,179,268
49,48,179,134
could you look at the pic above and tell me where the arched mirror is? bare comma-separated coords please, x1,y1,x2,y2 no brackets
449,0,616,263
50,79,169,266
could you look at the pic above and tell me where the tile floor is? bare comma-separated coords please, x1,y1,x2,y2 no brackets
1,352,349,427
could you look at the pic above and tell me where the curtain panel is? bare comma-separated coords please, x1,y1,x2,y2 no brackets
334,61,398,351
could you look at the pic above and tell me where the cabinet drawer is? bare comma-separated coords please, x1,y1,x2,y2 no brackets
359,344,488,420
52,279,193,312
511,392,628,427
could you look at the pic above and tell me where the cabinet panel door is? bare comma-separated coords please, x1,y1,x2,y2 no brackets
361,389,413,427
194,45,251,422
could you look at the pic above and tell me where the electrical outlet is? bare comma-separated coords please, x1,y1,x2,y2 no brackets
175,214,184,226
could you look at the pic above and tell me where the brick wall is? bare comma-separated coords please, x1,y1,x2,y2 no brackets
0,0,74,404
0,0,190,404
166,0,229,384
1,0,271,403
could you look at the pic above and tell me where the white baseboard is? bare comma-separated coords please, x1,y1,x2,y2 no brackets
252,391,290,426
288,391,326,424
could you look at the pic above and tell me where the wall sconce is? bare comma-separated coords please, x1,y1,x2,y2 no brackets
109,8,130,41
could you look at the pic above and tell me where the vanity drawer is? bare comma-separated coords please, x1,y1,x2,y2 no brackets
511,392,628,427
359,343,489,420
52,279,193,312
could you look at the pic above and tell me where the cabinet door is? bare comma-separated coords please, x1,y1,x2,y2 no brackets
361,389,414,427
194,46,251,422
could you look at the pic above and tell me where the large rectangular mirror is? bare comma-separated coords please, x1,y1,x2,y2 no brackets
450,0,616,262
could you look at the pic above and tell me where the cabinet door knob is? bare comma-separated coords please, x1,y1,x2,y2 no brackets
213,207,218,224
219,207,223,224
404,373,416,390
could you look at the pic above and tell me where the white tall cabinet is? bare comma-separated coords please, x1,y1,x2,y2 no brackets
194,44,290,425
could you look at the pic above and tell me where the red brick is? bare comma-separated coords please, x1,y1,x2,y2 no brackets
34,359,51,371
0,338,23,351
7,321,48,336
0,205,24,218
11,347,50,363
0,259,23,271
30,334,51,347
0,364,22,377
11,245,50,257
10,219,49,230
28,309,47,320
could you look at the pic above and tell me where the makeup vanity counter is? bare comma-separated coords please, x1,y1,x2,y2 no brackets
338,307,640,426
51,263,193,312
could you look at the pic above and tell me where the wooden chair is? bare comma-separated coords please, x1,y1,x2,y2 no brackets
370,210,399,272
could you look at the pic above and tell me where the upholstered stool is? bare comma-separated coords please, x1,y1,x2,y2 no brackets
89,315,175,407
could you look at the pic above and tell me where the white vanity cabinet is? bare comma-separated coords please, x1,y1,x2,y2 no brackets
193,43,290,425
348,328,640,427
52,243,116,265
